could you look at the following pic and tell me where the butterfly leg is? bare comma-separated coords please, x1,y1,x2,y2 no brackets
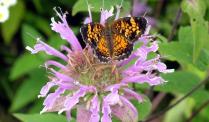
111,64,121,83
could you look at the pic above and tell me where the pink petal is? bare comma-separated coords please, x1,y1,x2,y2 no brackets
26,39,68,61
123,88,143,102
59,86,95,114
50,69,75,83
100,7,114,25
38,81,57,98
89,95,100,122
77,105,92,122
101,102,112,122
157,62,174,73
45,60,67,70
111,96,138,122
51,8,82,51
60,45,72,53
41,88,65,114
121,75,165,86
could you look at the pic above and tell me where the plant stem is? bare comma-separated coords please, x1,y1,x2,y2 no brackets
168,8,182,42
140,74,209,122
151,93,166,112
185,99,209,122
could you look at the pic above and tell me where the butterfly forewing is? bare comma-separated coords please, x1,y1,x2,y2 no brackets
80,22,105,48
111,17,147,42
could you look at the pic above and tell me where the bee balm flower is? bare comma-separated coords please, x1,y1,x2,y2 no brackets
26,6,173,122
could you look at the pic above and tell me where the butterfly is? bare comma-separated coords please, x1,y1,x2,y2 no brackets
80,17,147,62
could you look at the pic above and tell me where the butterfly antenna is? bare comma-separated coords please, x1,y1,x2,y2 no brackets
102,0,104,9
85,0,92,21
143,9,149,17
115,0,124,20
120,0,124,7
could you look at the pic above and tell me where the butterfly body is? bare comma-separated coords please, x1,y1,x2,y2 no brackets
80,17,147,62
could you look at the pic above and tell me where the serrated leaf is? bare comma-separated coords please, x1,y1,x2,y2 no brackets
10,53,44,80
14,113,75,122
10,69,47,112
72,0,131,16
22,24,43,47
132,96,152,121
1,1,25,44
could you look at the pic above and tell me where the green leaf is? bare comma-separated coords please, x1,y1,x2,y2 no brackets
181,0,209,62
1,1,25,44
10,53,44,80
132,96,152,121
10,69,47,112
22,24,43,47
164,97,195,122
155,71,200,93
159,42,209,71
28,100,43,113
190,18,209,62
14,113,75,122
156,34,168,43
178,26,193,44
48,35,68,50
72,0,131,16
192,105,209,122
25,12,52,36
191,89,209,105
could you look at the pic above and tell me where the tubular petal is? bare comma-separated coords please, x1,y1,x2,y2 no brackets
45,60,67,70
26,39,68,61
51,8,82,51
111,96,138,122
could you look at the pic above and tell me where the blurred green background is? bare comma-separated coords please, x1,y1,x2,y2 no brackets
0,0,209,122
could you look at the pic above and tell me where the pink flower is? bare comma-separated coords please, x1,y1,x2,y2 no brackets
132,0,156,27
26,5,173,122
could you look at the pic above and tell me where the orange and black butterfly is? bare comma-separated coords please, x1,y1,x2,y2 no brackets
80,17,147,62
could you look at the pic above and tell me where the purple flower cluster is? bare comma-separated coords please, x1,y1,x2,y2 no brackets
26,5,173,122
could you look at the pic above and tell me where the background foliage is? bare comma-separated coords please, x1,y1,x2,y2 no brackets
0,0,209,122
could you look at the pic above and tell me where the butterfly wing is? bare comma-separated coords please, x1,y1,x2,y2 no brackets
94,36,111,62
80,22,111,62
111,17,147,42
112,34,133,60
80,22,105,48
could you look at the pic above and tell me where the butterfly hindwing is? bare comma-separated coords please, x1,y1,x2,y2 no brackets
80,23,105,48
111,17,147,42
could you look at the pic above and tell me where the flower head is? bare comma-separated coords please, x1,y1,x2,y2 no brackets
26,5,173,122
